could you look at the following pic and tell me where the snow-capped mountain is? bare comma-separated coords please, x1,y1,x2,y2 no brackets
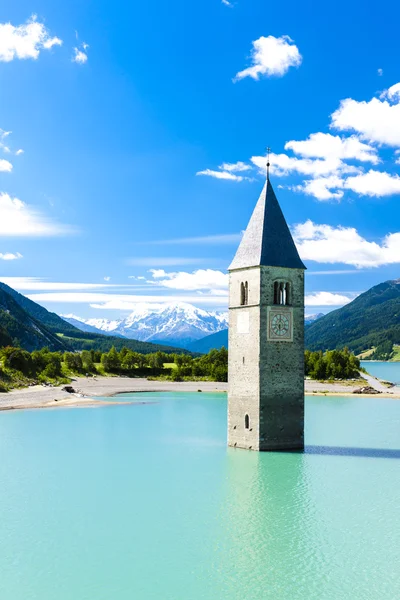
61,315,123,336
61,302,229,349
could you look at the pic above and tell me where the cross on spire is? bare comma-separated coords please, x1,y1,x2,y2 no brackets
266,147,271,180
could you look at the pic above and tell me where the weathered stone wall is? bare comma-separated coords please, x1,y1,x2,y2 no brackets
228,268,261,450
260,266,304,450
228,265,305,451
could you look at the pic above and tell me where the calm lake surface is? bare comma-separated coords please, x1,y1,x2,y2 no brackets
361,360,400,384
0,392,399,600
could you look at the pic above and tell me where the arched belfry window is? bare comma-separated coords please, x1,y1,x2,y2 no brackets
240,282,249,306
244,414,250,430
274,281,291,306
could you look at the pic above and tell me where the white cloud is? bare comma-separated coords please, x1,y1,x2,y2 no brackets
284,132,379,164
200,82,400,200
344,169,400,196
378,68,383,76
305,292,355,306
285,166,400,202
222,0,233,6
219,161,252,172
126,257,206,266
293,220,400,267
292,176,345,201
104,276,111,281
331,83,400,147
0,252,22,260
72,44,88,64
0,159,12,172
381,83,400,102
16,149,24,155
251,152,359,178
147,268,229,291
234,35,302,81
0,193,75,236
0,15,62,62
196,168,249,182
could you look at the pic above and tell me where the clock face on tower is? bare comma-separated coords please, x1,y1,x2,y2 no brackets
271,313,290,336
267,307,293,342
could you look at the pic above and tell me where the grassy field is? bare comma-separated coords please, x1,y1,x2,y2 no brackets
391,345,400,361
358,345,400,362
357,348,375,359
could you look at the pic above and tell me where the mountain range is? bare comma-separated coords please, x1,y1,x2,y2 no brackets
0,278,398,356
0,282,188,354
62,303,229,349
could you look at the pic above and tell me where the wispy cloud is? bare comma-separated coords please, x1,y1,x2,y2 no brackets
219,161,252,172
0,15,62,62
27,292,230,308
0,278,116,291
196,168,251,182
307,269,364,275
140,233,242,245
126,257,207,267
234,35,302,81
0,192,76,237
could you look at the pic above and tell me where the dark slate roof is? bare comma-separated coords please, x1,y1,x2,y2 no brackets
229,179,306,271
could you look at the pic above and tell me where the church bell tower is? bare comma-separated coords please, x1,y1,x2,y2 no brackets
227,175,306,451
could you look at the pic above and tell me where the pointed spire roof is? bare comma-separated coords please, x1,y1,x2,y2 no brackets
229,179,306,271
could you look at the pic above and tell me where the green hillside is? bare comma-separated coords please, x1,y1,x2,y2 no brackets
0,287,68,351
305,279,400,353
0,282,189,354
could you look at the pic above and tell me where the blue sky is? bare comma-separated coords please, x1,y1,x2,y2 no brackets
0,0,399,319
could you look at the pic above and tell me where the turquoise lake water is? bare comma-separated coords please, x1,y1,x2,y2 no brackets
361,360,400,384
0,392,399,600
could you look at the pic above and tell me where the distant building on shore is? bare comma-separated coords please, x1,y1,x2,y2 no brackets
227,174,306,451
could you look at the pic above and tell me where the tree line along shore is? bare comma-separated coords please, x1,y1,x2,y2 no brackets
0,344,367,393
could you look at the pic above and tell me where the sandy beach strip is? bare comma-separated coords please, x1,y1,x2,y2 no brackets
0,377,228,412
0,376,399,412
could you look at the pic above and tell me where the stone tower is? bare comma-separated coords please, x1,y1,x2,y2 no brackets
227,177,306,451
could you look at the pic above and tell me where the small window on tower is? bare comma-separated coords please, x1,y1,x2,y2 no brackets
244,414,250,430
274,281,291,306
274,281,279,304
240,282,248,306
